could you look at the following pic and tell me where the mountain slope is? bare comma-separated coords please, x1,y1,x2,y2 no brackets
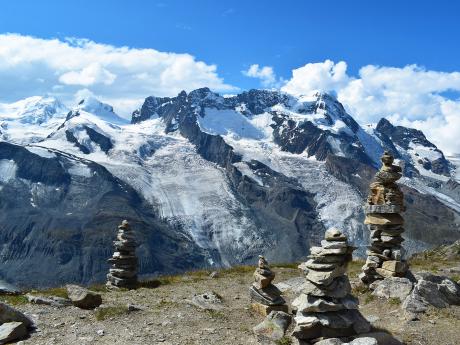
0,89,459,287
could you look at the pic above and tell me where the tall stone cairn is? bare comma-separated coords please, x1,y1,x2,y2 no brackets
292,228,370,341
359,151,408,285
106,220,138,290
249,255,288,315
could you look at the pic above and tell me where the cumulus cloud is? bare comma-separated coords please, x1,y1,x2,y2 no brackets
0,33,237,116
281,60,460,154
242,64,280,88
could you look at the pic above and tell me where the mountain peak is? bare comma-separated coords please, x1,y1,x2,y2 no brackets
73,97,128,125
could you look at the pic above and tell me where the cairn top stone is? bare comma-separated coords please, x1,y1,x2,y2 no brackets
325,228,347,242
119,219,131,230
258,255,269,269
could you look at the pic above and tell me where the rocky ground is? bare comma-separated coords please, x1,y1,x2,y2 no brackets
1,245,460,345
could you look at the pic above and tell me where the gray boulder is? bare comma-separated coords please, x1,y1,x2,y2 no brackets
0,303,32,327
189,291,223,311
0,322,28,344
371,277,413,302
253,311,292,342
66,285,102,310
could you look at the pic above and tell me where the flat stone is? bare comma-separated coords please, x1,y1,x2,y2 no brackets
371,277,413,301
292,294,358,313
321,240,348,249
311,246,348,256
348,338,378,345
364,214,404,225
375,268,398,278
253,310,292,341
250,285,285,306
308,254,347,264
292,309,371,340
306,265,347,286
325,228,347,241
0,303,33,327
0,322,28,344
251,303,289,316
301,276,351,298
315,339,344,345
305,259,339,271
66,285,102,310
381,260,408,273
364,204,403,214
354,332,403,345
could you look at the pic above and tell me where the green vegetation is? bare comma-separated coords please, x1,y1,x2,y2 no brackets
35,287,68,299
0,294,28,306
276,337,292,345
388,297,401,306
95,305,129,321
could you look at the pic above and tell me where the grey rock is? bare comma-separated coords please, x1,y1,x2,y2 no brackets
209,271,219,278
348,337,378,345
325,228,347,242
0,303,32,328
253,311,292,342
66,285,102,310
402,291,428,314
414,280,449,308
189,291,223,310
371,277,413,302
292,294,358,313
321,240,348,250
354,332,403,345
0,322,28,344
311,246,348,256
306,264,347,286
302,276,352,299
250,285,285,306
26,294,72,307
315,339,344,345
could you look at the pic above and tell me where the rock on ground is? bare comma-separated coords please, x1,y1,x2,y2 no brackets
66,285,102,310
371,277,413,302
253,310,292,342
0,303,32,327
0,322,28,344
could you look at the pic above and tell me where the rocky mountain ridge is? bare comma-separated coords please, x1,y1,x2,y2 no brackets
0,88,459,288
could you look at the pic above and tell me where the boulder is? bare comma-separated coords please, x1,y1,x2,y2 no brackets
371,277,413,302
0,303,32,327
66,285,102,310
253,311,292,342
402,291,428,314
0,322,28,344
26,294,72,308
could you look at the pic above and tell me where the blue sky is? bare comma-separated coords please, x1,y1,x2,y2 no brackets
1,0,459,89
1,0,460,153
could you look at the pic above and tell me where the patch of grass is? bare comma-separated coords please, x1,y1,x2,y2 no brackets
88,284,107,293
450,274,460,283
0,295,28,306
347,259,365,278
95,305,129,321
221,265,254,275
205,309,226,319
364,293,376,304
388,297,401,305
276,337,292,345
35,287,68,299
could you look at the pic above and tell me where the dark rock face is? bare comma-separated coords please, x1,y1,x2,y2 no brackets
0,142,208,288
134,88,326,264
375,118,451,176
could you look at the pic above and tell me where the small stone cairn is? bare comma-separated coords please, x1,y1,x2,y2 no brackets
250,255,288,315
106,220,138,289
360,151,408,285
292,228,370,341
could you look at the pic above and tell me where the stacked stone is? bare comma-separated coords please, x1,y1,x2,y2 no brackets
359,151,408,285
106,220,138,289
292,228,370,342
250,255,288,315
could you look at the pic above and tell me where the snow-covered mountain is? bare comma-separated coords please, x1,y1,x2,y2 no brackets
0,88,459,288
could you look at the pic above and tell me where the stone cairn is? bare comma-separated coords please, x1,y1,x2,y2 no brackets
359,151,408,285
292,228,370,342
250,255,288,315
106,220,138,289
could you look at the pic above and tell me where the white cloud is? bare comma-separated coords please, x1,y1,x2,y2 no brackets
243,64,279,88
0,33,237,117
281,60,460,154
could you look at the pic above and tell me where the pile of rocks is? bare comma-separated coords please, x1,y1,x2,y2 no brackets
360,152,408,285
106,220,138,290
250,255,288,315
292,228,371,342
